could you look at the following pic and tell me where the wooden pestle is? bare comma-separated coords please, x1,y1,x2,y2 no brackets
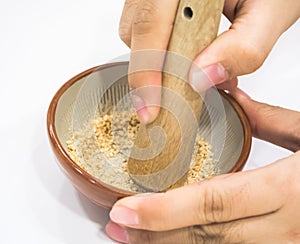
128,0,224,192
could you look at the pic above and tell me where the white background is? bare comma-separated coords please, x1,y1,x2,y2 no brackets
0,1,299,243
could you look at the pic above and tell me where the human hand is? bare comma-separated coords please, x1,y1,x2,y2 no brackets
120,0,300,123
105,89,300,243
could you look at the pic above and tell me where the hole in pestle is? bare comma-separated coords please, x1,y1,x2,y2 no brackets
183,7,193,20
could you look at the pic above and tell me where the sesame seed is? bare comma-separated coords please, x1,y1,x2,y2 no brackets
66,110,218,192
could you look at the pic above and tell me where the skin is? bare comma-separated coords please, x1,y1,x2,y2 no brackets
120,0,300,123
105,0,300,243
106,89,300,243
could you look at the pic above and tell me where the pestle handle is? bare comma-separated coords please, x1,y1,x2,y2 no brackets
128,0,225,192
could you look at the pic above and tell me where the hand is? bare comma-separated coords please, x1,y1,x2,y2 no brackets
119,0,300,123
105,89,300,243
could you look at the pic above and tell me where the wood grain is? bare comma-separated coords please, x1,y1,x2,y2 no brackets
128,0,225,192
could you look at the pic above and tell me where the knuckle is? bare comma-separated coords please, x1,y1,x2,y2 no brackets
196,185,229,224
239,41,266,73
119,0,139,46
222,223,245,243
192,225,223,243
234,1,266,73
119,25,131,46
192,222,244,243
253,103,280,138
132,1,159,34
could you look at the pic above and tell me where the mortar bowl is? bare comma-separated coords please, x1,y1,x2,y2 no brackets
47,62,252,208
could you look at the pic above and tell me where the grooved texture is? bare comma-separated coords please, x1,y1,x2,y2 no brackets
128,0,225,191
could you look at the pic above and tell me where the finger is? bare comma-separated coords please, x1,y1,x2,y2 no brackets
109,157,292,231
125,221,251,244
119,0,140,47
216,76,238,91
231,88,300,152
189,212,285,243
189,0,300,90
108,209,285,243
128,0,179,123
107,211,290,243
222,0,239,22
105,221,129,243
106,221,195,244
127,226,194,244
106,221,200,244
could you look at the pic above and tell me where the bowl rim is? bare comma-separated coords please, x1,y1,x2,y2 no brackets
47,62,252,196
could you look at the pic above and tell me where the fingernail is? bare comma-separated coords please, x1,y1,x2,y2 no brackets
110,206,139,226
105,222,129,243
131,95,149,124
190,63,228,93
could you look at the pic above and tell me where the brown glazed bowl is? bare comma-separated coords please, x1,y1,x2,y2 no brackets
47,62,252,209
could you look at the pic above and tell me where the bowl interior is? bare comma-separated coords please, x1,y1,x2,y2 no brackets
54,63,250,193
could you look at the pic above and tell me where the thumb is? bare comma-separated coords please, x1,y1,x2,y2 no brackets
190,0,297,89
108,161,288,231
231,88,300,152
